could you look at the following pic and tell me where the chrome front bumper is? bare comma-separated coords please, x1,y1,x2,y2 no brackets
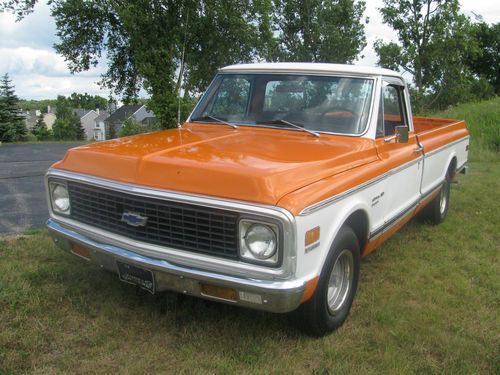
47,218,306,313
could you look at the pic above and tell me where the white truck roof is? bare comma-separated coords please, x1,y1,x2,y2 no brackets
220,62,403,79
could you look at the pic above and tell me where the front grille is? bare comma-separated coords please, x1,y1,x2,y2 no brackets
67,181,239,258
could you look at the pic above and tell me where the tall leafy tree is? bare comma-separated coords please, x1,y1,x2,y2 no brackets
374,0,485,109
466,22,500,94
52,95,81,140
0,73,27,142
1,0,275,128
270,0,367,63
68,93,108,110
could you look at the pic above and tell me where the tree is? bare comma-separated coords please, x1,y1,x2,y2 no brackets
32,113,52,141
68,93,108,110
119,118,144,137
466,22,500,94
74,117,85,141
270,0,367,63
1,0,275,128
18,99,57,112
0,73,27,142
52,95,81,140
374,0,490,110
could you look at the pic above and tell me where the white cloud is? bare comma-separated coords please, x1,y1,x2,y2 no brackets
13,74,111,100
0,2,56,49
1,0,498,99
0,46,110,99
0,47,69,76
357,0,397,66
358,0,500,68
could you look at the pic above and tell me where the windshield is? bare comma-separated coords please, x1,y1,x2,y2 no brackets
191,73,374,135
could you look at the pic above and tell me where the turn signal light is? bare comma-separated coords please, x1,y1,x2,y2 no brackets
305,226,320,246
70,243,91,260
200,283,238,302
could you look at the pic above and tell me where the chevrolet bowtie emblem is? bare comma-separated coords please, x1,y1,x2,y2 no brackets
121,211,148,227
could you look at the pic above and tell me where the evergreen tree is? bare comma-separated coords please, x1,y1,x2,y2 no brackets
0,73,27,142
32,113,52,140
74,116,85,140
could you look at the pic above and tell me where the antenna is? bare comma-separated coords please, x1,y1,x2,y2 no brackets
177,8,189,128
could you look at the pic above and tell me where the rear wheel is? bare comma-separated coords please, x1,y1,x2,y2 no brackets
420,172,451,225
292,226,360,336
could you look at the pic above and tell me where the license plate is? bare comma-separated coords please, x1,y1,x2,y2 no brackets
117,261,155,294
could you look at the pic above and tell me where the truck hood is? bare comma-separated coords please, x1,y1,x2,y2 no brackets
53,123,378,205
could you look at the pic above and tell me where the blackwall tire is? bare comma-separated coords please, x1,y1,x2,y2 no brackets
292,226,360,337
420,173,451,225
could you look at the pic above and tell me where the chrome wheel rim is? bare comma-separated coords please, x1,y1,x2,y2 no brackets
439,183,448,215
327,249,354,314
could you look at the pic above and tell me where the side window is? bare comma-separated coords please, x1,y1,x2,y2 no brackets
382,83,407,136
376,91,384,138
206,77,251,118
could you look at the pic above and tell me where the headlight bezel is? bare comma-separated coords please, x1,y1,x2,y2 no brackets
48,179,71,216
239,217,283,267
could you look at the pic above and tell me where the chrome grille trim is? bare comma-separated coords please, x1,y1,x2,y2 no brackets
45,169,297,279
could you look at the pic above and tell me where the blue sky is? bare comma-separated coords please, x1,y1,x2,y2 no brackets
0,0,498,100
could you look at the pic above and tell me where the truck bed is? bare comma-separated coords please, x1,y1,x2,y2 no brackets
413,116,469,154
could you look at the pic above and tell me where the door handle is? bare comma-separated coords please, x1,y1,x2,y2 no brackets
414,145,424,154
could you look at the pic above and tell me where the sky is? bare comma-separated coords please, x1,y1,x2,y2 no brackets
0,0,498,100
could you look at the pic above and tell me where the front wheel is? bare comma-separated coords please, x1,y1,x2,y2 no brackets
292,226,360,336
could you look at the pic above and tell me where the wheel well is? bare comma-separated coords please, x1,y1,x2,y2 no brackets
448,157,457,179
344,210,369,255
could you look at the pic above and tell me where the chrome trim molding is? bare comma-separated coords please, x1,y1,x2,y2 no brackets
299,156,423,216
188,72,377,139
48,219,306,313
45,169,297,279
369,183,442,240
300,136,469,216
425,136,470,157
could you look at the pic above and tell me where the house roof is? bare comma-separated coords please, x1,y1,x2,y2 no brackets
72,108,94,119
105,105,143,123
95,111,110,122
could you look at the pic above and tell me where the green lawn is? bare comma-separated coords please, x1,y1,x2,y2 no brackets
1,160,498,374
2,97,499,374
426,96,500,161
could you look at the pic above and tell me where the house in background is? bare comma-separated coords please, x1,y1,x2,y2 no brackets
22,106,57,130
93,110,109,141
104,104,156,137
22,110,40,130
73,109,99,141
44,106,56,130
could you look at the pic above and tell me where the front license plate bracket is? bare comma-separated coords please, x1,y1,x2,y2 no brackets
116,261,155,294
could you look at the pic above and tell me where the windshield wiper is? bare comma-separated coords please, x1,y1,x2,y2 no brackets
190,115,238,129
257,119,320,137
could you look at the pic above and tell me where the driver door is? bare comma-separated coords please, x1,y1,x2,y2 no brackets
375,81,423,235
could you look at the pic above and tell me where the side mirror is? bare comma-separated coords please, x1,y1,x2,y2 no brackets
394,125,409,143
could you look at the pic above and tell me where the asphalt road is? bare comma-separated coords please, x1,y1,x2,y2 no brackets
0,143,81,234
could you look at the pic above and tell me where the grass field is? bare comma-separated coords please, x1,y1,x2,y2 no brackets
427,97,500,161
1,168,499,374
1,99,499,374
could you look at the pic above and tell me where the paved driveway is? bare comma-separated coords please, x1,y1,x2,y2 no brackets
0,143,81,234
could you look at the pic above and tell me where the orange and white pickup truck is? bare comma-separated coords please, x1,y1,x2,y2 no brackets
46,63,469,336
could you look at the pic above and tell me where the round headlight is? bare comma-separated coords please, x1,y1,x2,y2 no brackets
53,184,70,212
244,224,277,259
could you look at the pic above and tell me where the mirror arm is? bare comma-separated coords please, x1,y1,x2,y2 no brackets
384,134,399,143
